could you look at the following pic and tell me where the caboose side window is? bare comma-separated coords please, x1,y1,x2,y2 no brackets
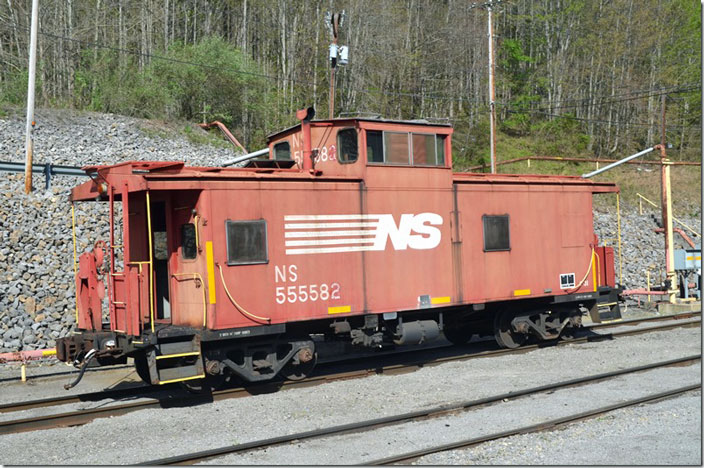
337,128,358,163
366,130,446,166
437,135,446,165
226,220,268,265
412,133,435,165
384,132,411,164
483,215,510,251
366,131,384,163
274,142,291,160
181,223,197,259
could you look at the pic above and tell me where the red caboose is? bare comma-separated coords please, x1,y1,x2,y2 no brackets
57,110,621,389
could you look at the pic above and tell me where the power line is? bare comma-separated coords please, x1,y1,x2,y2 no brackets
504,108,700,130
526,83,700,109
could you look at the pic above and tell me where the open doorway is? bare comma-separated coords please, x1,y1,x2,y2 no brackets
151,201,171,321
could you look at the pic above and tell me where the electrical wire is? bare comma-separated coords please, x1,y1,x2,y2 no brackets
503,108,700,130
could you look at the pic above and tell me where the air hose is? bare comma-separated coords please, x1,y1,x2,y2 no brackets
64,349,97,390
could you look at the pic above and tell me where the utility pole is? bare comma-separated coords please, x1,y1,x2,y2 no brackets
326,11,347,119
659,94,677,303
329,13,339,120
487,3,497,174
471,0,501,173
24,0,39,194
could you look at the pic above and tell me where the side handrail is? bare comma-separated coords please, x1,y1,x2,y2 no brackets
637,192,701,238
145,191,155,333
171,273,207,327
216,263,271,324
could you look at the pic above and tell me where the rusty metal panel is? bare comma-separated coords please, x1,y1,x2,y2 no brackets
457,183,598,302
205,179,366,329
168,190,207,329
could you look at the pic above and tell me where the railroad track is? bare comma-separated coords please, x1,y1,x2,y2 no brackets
0,313,699,436
365,383,702,465
140,354,702,465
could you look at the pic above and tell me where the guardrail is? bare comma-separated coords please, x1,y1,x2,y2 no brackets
0,161,88,190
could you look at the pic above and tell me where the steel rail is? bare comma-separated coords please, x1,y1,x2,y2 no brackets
0,316,699,435
0,382,163,414
587,310,700,329
0,363,133,384
140,354,701,465
0,313,698,408
366,383,702,465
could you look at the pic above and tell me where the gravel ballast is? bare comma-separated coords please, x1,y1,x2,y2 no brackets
414,391,701,465
0,325,699,465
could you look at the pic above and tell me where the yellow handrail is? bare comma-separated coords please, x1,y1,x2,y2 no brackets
171,273,207,327
565,247,596,294
616,193,622,284
146,191,155,333
636,193,701,237
71,203,79,323
217,263,271,323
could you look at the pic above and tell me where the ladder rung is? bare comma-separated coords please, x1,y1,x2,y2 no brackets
158,374,205,385
157,364,204,383
156,351,201,360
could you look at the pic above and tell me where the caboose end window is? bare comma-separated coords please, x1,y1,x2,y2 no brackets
274,141,291,160
181,223,197,259
483,215,510,251
337,128,358,163
226,220,268,265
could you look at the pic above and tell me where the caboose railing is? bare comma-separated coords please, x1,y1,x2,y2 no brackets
145,191,155,333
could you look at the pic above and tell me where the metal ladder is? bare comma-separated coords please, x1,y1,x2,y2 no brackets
145,335,205,385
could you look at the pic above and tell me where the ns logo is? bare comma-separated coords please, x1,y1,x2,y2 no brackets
370,213,443,251
284,212,444,255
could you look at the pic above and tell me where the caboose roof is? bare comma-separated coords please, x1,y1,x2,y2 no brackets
266,117,452,141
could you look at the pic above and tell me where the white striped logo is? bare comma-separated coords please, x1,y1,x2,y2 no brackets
284,213,443,255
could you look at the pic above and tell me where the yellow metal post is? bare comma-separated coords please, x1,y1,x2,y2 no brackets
663,160,677,303
616,193,622,285
21,364,26,382
146,191,155,333
71,203,79,323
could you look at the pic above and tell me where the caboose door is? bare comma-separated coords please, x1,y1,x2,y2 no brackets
167,191,207,328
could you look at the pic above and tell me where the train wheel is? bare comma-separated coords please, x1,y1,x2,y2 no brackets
281,352,317,381
443,326,474,345
494,311,527,349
